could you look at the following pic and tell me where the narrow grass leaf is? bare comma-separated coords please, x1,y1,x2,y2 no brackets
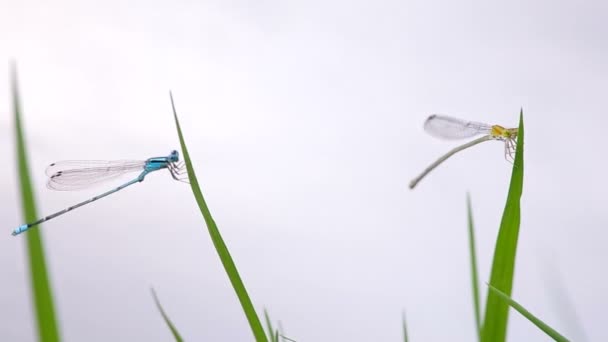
280,334,297,342
276,321,296,342
151,288,184,342
170,93,267,342
540,260,588,341
481,110,525,342
264,309,278,342
402,311,409,342
467,193,481,341
487,285,570,342
12,64,62,342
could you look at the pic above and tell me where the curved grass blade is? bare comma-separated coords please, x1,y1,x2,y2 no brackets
170,93,267,342
487,285,570,342
481,110,524,342
466,193,481,341
151,288,184,342
12,64,62,342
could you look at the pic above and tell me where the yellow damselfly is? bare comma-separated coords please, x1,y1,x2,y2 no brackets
409,115,518,189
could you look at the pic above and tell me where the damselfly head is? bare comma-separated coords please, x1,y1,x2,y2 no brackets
169,150,179,162
506,128,519,139
490,125,518,140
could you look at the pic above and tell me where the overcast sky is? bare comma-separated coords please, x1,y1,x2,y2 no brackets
1,0,607,341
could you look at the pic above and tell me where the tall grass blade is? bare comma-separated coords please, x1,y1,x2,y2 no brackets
11,64,62,342
402,311,409,342
151,288,184,342
264,309,278,342
480,110,525,342
169,93,267,342
487,285,570,342
466,193,481,341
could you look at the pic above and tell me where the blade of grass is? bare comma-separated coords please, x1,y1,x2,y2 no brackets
151,288,184,342
480,110,525,342
280,334,297,342
264,309,278,342
170,93,267,342
402,311,409,342
276,321,296,342
12,64,62,342
487,285,570,342
540,258,588,341
466,193,481,341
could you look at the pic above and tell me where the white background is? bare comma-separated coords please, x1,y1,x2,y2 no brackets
1,0,607,341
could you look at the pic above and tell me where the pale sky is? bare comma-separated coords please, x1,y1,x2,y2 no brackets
1,0,607,341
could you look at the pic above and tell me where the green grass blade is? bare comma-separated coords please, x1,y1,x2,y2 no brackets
280,334,297,342
264,309,278,342
169,93,267,342
481,110,525,342
540,262,588,341
402,311,409,342
151,288,184,342
487,285,570,342
11,64,62,342
466,193,481,341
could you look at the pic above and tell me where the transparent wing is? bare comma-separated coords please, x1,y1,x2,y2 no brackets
423,114,493,140
45,160,146,191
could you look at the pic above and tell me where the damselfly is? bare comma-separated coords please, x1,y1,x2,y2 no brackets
12,150,188,236
409,115,518,189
